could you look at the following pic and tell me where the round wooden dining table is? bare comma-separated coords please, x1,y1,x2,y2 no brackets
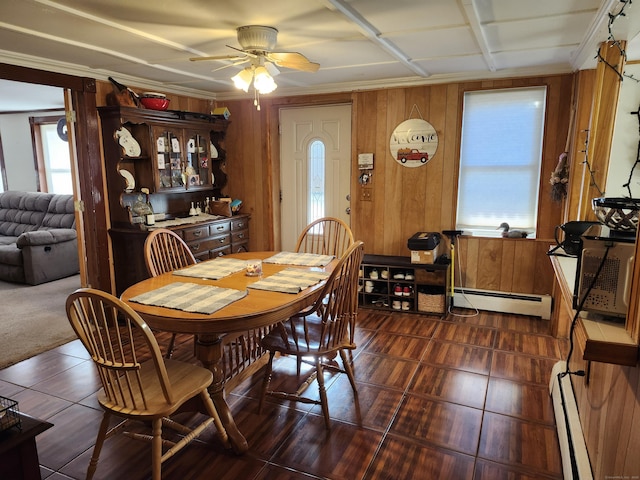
120,251,337,454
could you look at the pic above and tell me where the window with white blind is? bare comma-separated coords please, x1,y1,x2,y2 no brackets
456,87,546,237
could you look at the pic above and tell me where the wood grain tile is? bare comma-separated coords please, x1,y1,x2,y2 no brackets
353,351,418,390
48,338,92,360
478,412,563,477
409,364,488,409
390,395,483,455
365,435,475,480
11,387,73,420
422,340,493,375
254,463,327,479
31,359,101,403
0,350,85,387
230,395,312,458
490,351,559,386
433,322,496,348
37,403,106,471
363,332,429,360
378,314,439,337
61,428,166,480
473,458,563,480
485,378,556,425
495,331,562,358
0,378,25,398
357,310,392,331
163,443,267,480
312,374,404,431
270,414,383,480
3,308,567,480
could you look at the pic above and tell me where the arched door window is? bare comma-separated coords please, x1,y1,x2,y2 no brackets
308,139,325,226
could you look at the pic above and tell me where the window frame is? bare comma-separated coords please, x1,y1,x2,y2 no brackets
455,86,547,238
29,114,72,194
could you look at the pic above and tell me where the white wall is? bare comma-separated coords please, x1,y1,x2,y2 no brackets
607,63,640,198
0,109,65,192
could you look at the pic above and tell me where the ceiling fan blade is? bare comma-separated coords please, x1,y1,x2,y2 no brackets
267,52,320,72
211,59,251,72
264,62,280,77
190,54,245,62
227,45,258,58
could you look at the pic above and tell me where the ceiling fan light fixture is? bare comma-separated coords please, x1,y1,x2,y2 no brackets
253,66,277,94
231,68,252,92
236,25,278,51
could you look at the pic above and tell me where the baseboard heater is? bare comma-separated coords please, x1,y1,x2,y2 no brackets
453,288,552,319
549,361,593,480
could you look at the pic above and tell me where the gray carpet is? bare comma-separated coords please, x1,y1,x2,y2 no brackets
0,274,81,369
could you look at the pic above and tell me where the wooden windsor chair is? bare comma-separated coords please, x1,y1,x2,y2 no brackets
258,240,364,429
144,228,197,357
294,216,354,257
65,288,229,480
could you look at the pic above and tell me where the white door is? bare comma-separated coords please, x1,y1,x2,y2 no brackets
279,104,352,251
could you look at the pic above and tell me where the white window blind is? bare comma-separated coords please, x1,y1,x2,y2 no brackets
456,87,546,237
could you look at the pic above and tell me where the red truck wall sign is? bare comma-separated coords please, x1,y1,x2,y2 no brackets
389,118,438,168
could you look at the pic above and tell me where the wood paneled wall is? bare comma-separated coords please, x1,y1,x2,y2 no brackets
93,74,574,296
219,74,574,296
569,336,640,477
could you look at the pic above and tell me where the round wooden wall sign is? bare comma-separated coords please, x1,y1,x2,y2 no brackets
389,119,438,168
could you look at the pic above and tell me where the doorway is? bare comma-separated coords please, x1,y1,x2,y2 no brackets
279,104,352,251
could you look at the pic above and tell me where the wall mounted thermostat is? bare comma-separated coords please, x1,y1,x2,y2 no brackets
358,153,374,170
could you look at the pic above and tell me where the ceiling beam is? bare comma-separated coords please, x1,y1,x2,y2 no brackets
570,0,620,70
322,0,429,77
460,0,496,72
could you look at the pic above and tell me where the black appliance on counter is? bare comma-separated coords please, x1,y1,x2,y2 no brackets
551,220,599,257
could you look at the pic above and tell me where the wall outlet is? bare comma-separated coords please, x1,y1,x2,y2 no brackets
361,187,372,201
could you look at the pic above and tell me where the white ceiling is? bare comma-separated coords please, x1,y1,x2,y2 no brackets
1,0,639,108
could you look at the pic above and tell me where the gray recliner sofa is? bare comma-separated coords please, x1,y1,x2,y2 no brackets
0,191,79,285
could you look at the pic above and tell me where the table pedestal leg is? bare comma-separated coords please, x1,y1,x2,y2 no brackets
196,333,249,454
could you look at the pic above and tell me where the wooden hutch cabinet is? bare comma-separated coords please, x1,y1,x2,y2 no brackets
98,106,249,295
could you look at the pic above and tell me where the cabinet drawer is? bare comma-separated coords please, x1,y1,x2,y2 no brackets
193,250,210,262
188,235,230,255
231,218,248,231
232,240,249,253
183,225,210,242
209,221,231,236
232,230,248,243
209,245,232,258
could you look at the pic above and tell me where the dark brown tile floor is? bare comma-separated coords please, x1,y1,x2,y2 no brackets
0,308,568,480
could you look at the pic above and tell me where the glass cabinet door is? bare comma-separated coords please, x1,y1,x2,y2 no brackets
154,127,184,191
185,131,212,189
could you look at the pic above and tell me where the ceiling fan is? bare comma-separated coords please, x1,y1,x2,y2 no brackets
189,25,320,74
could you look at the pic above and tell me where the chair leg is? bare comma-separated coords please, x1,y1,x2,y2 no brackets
87,412,111,480
200,390,230,449
339,349,358,397
258,351,275,414
315,358,331,430
151,417,162,480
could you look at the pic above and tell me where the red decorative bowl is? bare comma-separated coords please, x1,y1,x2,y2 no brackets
140,95,169,111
